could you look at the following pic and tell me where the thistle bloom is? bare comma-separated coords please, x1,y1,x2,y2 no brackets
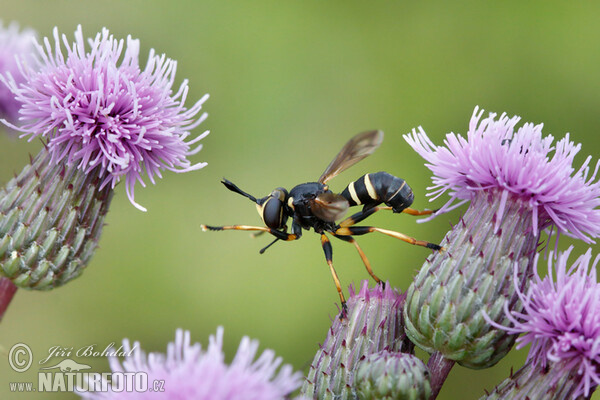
1,25,209,211
0,21,35,123
301,281,413,399
0,26,209,289
77,327,303,400
486,247,600,398
405,106,600,243
402,108,600,370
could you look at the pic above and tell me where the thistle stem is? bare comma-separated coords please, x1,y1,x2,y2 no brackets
0,277,17,321
427,351,455,400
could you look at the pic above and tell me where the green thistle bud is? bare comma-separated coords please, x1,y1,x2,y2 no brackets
404,190,537,368
301,281,413,400
0,148,112,289
480,360,587,400
355,350,431,400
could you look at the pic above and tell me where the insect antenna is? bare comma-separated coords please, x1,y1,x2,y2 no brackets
221,179,259,203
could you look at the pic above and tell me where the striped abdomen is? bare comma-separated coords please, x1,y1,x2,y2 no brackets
341,171,414,213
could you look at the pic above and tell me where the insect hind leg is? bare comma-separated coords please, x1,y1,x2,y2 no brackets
340,206,435,228
335,226,443,251
400,207,436,216
339,206,381,227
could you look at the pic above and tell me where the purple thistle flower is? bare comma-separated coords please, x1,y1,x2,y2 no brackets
490,247,600,398
400,107,600,371
0,25,209,211
0,21,36,123
404,106,600,244
77,327,304,400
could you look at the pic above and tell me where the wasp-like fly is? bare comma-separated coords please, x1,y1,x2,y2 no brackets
202,130,442,313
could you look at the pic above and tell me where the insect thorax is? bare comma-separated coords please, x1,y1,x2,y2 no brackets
288,182,336,231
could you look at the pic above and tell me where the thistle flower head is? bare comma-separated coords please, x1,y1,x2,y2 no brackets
0,21,35,123
0,25,209,211
403,189,538,368
404,107,600,243
497,247,600,398
302,281,413,399
77,327,303,400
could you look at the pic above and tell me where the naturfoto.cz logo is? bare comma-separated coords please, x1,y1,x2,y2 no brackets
8,343,165,394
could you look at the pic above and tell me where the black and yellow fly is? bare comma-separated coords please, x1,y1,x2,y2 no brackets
202,130,441,313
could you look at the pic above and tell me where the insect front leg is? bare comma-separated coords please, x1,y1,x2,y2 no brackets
201,224,299,241
259,222,303,254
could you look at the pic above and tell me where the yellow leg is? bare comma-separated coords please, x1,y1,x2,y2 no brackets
201,224,298,241
320,234,347,315
335,226,443,251
339,206,435,228
334,234,381,283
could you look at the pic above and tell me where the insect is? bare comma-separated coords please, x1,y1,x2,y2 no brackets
202,130,442,314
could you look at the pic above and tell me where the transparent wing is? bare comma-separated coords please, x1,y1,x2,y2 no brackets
309,192,349,222
318,130,384,184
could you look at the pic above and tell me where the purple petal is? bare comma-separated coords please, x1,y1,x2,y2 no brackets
1,25,209,211
404,107,600,243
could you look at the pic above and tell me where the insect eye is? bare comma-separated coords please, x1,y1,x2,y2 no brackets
262,196,284,229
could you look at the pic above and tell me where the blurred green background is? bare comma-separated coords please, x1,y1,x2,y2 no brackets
0,1,599,399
